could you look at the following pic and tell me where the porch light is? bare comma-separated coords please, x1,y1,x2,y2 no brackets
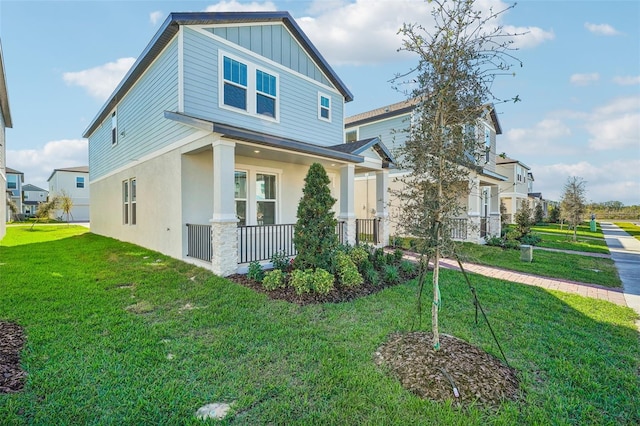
254,150,260,153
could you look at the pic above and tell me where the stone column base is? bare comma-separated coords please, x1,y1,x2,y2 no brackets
211,219,238,276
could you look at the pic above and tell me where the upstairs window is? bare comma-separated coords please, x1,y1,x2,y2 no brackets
256,70,276,118
111,111,118,146
318,93,331,122
76,177,85,188
220,52,279,121
223,56,248,110
345,130,357,143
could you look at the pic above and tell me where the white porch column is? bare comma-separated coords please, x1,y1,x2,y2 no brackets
210,139,238,276
375,169,390,247
489,185,501,238
511,197,518,224
338,164,356,246
467,177,481,243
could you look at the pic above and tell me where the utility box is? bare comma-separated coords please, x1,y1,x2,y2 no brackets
520,244,533,262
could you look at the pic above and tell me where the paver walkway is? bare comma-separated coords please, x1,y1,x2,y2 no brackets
400,251,626,306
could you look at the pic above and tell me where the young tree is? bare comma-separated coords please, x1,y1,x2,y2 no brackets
58,190,74,224
514,200,533,237
534,202,544,224
560,176,587,241
549,205,561,223
392,0,521,349
500,200,509,229
293,163,338,271
30,196,60,230
7,197,20,222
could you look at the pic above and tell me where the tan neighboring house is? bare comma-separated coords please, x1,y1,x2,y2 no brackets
496,157,535,223
1,38,13,238
345,99,508,244
48,166,90,222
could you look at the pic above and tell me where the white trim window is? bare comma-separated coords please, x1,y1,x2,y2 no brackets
256,173,277,225
123,178,137,225
235,166,280,226
235,170,248,226
76,176,85,188
318,93,331,122
220,52,279,121
111,111,118,146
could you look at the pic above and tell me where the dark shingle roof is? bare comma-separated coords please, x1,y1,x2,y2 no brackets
83,12,352,138
22,183,47,192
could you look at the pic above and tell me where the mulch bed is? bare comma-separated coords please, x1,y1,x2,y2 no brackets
0,321,26,393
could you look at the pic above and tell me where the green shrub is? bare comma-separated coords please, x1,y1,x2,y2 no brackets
520,234,542,246
311,268,335,295
293,163,339,271
484,236,503,247
372,248,386,267
247,261,265,282
349,245,369,266
382,265,401,284
335,251,363,287
271,250,290,271
262,269,285,291
504,239,521,250
358,258,374,275
362,266,380,286
393,249,404,265
384,252,396,266
399,260,415,277
290,269,313,295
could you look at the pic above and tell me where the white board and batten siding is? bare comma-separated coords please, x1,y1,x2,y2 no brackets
182,24,344,147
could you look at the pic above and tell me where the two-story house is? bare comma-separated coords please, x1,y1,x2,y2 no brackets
21,184,48,216
345,99,508,244
83,12,393,276
5,167,22,222
1,39,12,238
496,157,533,224
47,166,90,221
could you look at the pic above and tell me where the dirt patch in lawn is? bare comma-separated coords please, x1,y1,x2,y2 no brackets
0,321,26,393
375,331,521,409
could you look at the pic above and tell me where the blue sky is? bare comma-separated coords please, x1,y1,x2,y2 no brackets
1,0,639,205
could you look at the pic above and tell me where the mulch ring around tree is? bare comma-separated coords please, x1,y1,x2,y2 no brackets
0,321,27,393
227,274,408,305
375,331,522,409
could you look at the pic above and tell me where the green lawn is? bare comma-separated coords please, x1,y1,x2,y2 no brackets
1,226,639,424
614,222,640,241
456,242,621,288
528,222,604,239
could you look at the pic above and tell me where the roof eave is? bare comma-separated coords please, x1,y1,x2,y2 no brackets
0,39,13,128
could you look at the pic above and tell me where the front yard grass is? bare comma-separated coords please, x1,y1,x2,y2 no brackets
456,242,621,287
528,222,604,239
614,222,640,241
1,226,638,424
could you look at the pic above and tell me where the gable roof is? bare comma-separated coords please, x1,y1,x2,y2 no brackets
496,156,530,170
0,39,12,129
345,98,502,135
22,183,48,192
83,11,352,139
328,137,395,168
5,167,22,175
47,166,89,182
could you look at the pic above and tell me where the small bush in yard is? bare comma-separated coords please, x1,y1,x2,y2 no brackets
520,234,542,246
385,252,396,266
290,269,313,295
393,249,404,265
271,250,290,271
349,245,370,267
358,258,374,275
311,268,335,295
262,269,285,291
335,251,363,287
362,266,380,286
485,236,503,247
248,261,265,282
372,248,386,267
383,265,401,284
399,260,415,277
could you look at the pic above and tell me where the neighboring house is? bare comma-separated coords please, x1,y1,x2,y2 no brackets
345,99,507,244
0,38,13,238
5,167,23,221
496,157,534,223
83,12,393,276
21,183,48,216
47,166,90,221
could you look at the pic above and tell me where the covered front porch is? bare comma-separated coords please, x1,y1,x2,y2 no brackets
169,112,394,276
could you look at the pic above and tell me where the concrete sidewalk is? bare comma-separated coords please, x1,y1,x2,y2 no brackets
600,222,640,324
400,251,627,306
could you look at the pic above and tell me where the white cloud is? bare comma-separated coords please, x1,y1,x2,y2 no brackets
613,75,640,86
587,95,640,151
584,22,620,36
204,1,277,12
296,0,552,66
63,58,136,101
7,139,88,190
150,11,163,26
504,118,573,157
532,160,640,205
569,73,600,86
